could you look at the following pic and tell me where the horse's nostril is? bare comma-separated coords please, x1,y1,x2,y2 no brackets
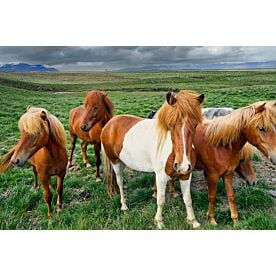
12,158,20,165
187,164,192,172
173,163,180,171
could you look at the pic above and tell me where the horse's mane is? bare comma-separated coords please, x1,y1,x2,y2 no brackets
157,90,203,150
18,107,67,149
85,90,114,118
240,143,253,160
205,101,276,147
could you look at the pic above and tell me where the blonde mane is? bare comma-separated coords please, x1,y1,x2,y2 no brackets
18,107,67,149
156,90,203,151
205,101,276,147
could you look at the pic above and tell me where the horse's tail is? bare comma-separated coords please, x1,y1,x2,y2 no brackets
240,142,253,160
101,145,119,197
0,146,16,173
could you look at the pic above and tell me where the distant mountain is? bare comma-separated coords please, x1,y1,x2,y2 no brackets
0,63,58,72
119,61,276,72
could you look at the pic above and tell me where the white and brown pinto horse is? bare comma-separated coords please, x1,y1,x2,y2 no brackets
101,90,204,229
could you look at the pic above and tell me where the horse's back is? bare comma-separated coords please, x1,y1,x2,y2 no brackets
101,115,144,163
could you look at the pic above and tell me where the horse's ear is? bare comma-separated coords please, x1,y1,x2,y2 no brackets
26,105,31,111
255,102,266,113
166,92,177,106
40,110,47,120
197,94,204,104
103,92,109,98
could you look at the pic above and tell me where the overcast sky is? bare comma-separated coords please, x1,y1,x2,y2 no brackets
0,46,275,71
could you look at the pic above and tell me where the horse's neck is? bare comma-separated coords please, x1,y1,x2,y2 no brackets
100,112,112,126
230,132,247,154
45,137,65,158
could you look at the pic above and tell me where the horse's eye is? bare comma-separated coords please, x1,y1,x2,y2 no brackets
259,127,266,132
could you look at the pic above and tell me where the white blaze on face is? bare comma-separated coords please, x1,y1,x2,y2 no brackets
179,126,191,172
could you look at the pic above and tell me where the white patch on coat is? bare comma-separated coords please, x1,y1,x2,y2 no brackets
119,119,172,175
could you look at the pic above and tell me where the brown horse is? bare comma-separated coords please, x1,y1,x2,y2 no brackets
101,90,204,229
195,101,276,225
68,90,114,182
0,107,67,217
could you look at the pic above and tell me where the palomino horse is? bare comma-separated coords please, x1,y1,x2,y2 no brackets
0,107,67,217
68,90,114,182
194,101,276,225
101,90,204,229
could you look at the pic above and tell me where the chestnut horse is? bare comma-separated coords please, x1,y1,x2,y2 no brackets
194,101,276,225
0,107,67,217
101,90,204,229
68,90,114,182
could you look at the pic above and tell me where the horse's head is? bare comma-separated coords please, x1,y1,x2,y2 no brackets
244,102,276,165
11,109,50,167
80,90,114,132
164,91,204,175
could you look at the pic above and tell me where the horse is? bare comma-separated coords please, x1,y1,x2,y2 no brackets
68,90,114,182
194,101,276,225
0,107,67,217
101,90,204,229
203,107,234,119
150,107,256,199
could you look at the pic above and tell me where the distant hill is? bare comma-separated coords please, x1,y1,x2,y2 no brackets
0,63,58,72
119,61,276,72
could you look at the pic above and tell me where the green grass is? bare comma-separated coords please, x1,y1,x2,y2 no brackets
0,70,275,230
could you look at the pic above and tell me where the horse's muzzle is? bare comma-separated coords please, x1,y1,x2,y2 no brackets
80,124,90,132
11,158,25,167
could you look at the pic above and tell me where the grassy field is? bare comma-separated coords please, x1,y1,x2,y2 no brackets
0,70,275,230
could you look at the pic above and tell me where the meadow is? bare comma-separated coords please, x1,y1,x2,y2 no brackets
0,70,275,230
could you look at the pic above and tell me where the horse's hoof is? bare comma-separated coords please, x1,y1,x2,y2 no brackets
95,177,101,183
56,205,62,212
171,192,179,198
209,218,218,226
154,219,164,229
30,186,38,192
233,219,239,226
121,205,128,211
187,219,201,229
86,163,92,168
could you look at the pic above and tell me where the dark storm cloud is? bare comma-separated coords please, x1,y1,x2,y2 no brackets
0,46,275,71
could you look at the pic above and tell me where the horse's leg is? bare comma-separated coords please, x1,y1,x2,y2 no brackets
152,179,157,198
32,166,38,190
49,178,53,189
223,173,239,225
180,174,200,229
112,162,127,211
68,133,77,167
154,173,168,229
56,173,65,212
93,142,101,182
169,178,179,198
205,172,219,225
81,142,91,168
38,173,53,217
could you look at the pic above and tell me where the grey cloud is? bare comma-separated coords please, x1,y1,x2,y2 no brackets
0,46,275,71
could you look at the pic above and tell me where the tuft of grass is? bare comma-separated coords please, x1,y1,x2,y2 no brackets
235,187,273,210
